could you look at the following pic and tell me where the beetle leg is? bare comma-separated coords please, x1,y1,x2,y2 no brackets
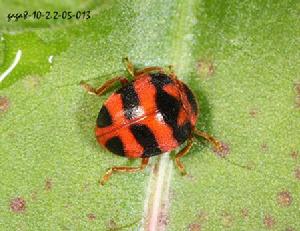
134,66,165,76
123,57,164,77
123,57,135,77
174,138,194,175
166,65,175,75
123,57,164,76
135,65,179,82
193,129,223,153
123,57,177,79
100,157,149,186
80,76,129,96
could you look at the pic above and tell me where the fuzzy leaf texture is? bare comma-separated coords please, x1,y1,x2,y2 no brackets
0,0,299,230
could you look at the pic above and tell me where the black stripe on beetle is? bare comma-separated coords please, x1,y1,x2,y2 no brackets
116,84,140,120
155,88,191,143
174,121,192,143
105,136,125,156
130,124,162,157
150,72,173,88
97,106,113,128
151,74,192,144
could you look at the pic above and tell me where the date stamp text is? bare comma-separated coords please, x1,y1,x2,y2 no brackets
7,10,91,22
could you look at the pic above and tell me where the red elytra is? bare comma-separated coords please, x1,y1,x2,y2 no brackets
81,58,223,185
95,72,198,158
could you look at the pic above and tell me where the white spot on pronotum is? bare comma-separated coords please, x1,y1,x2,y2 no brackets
48,55,53,64
134,106,145,117
155,112,164,122
0,49,22,83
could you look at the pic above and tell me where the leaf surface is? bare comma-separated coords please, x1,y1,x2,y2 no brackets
0,1,299,230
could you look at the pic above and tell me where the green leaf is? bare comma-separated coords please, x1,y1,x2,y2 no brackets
1,1,299,230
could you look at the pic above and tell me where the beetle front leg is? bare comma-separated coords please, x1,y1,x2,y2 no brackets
135,65,179,81
123,57,135,77
174,138,194,175
123,57,176,79
100,157,149,186
80,76,129,96
193,129,224,153
134,66,165,76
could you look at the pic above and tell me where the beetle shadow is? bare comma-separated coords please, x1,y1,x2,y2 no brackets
186,74,214,153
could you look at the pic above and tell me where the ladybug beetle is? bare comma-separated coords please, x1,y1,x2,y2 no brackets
81,58,223,185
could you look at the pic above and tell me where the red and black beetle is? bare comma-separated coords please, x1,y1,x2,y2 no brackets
81,58,223,185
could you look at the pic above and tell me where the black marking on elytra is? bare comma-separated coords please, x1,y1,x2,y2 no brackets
182,83,198,114
174,121,192,143
97,106,112,128
153,80,192,144
150,73,173,88
130,124,162,157
116,84,140,119
105,136,125,156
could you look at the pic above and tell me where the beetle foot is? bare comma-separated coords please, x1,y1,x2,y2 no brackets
213,141,230,158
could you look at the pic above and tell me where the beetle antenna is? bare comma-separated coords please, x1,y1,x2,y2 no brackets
221,157,253,170
193,137,252,170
